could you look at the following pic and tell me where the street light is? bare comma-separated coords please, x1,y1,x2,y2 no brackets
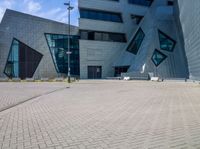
64,1,74,83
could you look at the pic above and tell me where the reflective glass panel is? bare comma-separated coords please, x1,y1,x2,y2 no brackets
151,49,167,66
45,34,80,76
158,30,176,52
4,39,43,79
126,28,145,55
80,9,122,23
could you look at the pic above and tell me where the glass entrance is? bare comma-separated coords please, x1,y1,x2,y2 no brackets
88,66,102,79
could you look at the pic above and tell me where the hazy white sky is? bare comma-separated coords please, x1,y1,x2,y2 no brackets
0,0,79,26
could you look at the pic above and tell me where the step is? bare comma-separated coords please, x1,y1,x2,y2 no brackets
163,78,187,82
0,78,9,82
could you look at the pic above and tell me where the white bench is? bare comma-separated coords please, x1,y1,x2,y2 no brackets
151,77,159,81
26,78,35,82
123,77,131,81
41,78,49,81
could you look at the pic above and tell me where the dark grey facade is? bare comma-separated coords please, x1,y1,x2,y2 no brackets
0,9,79,79
176,0,200,80
78,0,190,79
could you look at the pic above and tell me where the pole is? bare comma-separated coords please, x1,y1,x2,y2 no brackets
67,1,71,84
64,1,73,84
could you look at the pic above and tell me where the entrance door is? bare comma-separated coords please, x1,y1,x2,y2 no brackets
88,66,102,79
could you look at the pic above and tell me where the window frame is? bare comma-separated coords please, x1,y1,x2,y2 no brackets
44,33,80,76
79,8,123,23
126,27,145,55
158,29,176,52
151,49,167,67
4,38,43,79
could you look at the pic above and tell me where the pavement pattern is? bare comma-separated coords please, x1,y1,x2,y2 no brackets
0,82,67,112
0,80,200,149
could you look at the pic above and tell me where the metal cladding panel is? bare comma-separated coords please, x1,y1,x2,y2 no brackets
78,0,149,78
177,0,200,80
0,9,79,79
114,0,189,79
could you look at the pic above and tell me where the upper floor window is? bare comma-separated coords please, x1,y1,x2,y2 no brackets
126,28,145,55
167,0,174,6
80,30,127,43
128,0,153,6
80,9,123,23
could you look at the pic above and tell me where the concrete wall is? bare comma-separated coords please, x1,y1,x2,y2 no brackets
176,0,200,80
0,9,78,79
79,40,126,78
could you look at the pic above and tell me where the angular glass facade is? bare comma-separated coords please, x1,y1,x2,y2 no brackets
4,39,43,79
45,34,80,76
158,30,176,52
151,49,167,67
126,28,145,55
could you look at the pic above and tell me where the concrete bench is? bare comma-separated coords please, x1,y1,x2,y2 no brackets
41,78,49,81
12,78,21,82
106,77,121,80
151,77,159,81
25,78,35,82
54,78,64,82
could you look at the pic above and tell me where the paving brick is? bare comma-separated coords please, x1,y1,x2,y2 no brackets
0,82,66,112
0,81,200,148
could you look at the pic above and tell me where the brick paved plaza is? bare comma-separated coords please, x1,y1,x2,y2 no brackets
0,82,67,112
0,80,200,149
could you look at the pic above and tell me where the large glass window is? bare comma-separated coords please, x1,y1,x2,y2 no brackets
4,39,43,79
151,49,167,67
80,30,126,42
126,28,145,55
45,34,80,76
158,30,176,52
128,0,154,6
80,9,123,23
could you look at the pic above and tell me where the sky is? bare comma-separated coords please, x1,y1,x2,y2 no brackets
0,0,79,26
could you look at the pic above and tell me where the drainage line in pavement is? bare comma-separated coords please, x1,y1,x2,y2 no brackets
0,87,68,113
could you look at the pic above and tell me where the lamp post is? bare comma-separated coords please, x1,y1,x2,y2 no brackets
64,1,74,83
